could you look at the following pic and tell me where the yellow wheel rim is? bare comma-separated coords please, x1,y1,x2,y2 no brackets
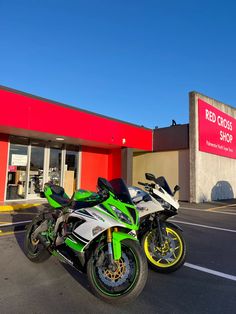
144,227,183,268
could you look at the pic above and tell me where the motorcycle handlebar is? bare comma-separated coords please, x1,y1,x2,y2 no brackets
138,181,155,192
98,189,109,200
138,181,146,186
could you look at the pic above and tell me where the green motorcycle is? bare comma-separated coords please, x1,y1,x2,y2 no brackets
24,177,148,303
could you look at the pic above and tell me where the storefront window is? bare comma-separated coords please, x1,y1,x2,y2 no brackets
6,136,80,200
28,144,45,196
7,143,28,200
49,148,62,185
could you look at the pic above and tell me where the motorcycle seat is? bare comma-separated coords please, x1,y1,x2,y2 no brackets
51,194,71,207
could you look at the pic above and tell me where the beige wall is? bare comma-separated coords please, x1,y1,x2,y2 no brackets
132,149,189,201
190,92,236,202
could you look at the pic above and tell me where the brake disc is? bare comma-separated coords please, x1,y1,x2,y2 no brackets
97,252,131,287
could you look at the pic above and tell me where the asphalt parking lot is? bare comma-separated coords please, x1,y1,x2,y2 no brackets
0,202,236,314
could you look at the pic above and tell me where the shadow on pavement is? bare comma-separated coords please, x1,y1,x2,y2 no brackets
12,205,40,251
11,205,93,297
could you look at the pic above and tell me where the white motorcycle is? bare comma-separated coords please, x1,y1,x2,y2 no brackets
129,173,186,273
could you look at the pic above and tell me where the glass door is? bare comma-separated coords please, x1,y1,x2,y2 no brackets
48,148,62,185
6,143,28,200
28,143,45,198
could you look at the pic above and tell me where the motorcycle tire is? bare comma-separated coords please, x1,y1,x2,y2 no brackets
141,226,186,273
87,239,148,303
24,216,51,263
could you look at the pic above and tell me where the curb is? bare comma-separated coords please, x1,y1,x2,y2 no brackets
0,203,41,212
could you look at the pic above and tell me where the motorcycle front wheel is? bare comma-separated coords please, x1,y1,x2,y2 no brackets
87,239,148,303
142,226,186,273
24,215,51,263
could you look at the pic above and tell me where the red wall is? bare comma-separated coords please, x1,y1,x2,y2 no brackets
0,133,9,201
0,87,151,199
80,146,121,191
0,88,153,151
108,148,121,180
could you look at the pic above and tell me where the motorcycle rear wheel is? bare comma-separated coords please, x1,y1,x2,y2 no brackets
87,239,148,303
24,216,51,263
142,226,186,273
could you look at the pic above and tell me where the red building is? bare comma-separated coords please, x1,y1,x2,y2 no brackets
0,86,152,202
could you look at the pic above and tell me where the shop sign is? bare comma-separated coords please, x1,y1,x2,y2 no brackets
11,154,28,166
8,165,17,172
198,99,236,158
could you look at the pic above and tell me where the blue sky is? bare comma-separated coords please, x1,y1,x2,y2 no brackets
1,0,236,128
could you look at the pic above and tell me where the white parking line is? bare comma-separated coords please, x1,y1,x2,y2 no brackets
180,207,236,215
0,220,31,228
171,219,236,233
184,263,236,281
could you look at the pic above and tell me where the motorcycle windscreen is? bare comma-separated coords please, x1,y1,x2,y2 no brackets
155,176,173,196
109,178,133,205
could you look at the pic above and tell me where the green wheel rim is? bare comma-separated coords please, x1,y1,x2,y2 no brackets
91,243,139,297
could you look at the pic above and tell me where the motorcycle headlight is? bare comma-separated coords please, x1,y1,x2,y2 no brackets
110,206,133,225
162,201,171,210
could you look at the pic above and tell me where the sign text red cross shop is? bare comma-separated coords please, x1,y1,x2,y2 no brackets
198,99,236,159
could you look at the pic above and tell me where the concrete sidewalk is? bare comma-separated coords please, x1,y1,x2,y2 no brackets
180,199,236,210
0,199,46,212
0,201,47,235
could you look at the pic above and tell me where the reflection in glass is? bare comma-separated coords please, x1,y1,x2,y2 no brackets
28,145,45,195
49,148,61,185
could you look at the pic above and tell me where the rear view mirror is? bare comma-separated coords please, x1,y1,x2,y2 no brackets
145,173,156,181
173,185,180,195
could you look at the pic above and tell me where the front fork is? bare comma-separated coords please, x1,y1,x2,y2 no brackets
156,217,167,247
107,227,118,268
103,227,137,264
